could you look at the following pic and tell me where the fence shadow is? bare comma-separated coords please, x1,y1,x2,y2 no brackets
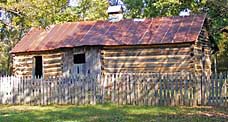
0,104,227,122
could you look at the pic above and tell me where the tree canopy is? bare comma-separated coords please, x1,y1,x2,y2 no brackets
0,0,109,74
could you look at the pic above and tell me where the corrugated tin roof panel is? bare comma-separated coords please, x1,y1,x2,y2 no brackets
11,14,206,53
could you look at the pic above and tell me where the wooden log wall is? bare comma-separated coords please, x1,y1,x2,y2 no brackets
101,44,195,74
12,55,33,77
193,25,212,105
194,26,212,78
12,51,63,78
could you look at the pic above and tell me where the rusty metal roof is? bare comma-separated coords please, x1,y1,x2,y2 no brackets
11,14,206,53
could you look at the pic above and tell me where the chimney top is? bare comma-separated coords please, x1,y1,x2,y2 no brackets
107,5,123,22
107,5,123,14
179,8,191,16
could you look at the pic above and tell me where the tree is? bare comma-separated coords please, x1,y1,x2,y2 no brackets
0,0,109,74
204,0,228,72
122,0,207,18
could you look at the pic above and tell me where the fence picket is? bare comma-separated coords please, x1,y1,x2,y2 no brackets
132,74,136,105
224,76,227,107
76,77,79,105
209,74,213,105
219,73,223,106
158,74,161,105
111,74,114,102
154,74,159,106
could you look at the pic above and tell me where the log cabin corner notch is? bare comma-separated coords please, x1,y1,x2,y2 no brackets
10,14,214,78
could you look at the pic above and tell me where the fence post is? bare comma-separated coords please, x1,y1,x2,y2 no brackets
132,74,136,105
219,73,223,106
195,74,201,105
209,74,214,106
225,74,227,107
111,74,115,103
0,76,1,104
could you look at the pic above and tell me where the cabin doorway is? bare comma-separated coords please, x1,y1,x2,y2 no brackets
34,56,43,78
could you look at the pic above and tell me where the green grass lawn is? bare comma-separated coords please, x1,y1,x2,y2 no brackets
0,104,227,122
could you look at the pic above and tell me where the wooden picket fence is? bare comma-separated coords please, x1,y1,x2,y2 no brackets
208,73,228,106
0,73,227,107
0,76,98,105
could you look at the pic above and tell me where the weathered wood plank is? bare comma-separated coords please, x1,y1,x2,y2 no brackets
43,54,63,59
43,64,62,69
103,44,193,50
102,55,191,60
102,49,191,57
43,59,62,64
103,62,193,69
103,67,194,73
102,56,193,64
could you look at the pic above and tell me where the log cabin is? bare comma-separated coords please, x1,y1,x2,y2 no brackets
10,14,213,78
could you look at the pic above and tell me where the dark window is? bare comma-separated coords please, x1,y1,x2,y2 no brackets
74,54,85,64
34,56,43,78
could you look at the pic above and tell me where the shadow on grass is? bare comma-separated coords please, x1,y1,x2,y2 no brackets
0,104,227,122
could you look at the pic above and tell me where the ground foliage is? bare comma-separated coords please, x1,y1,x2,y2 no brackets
0,104,227,122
